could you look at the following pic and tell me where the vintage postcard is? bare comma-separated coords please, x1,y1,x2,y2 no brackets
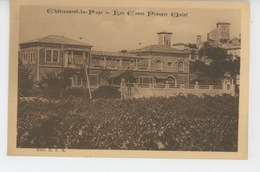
8,0,249,159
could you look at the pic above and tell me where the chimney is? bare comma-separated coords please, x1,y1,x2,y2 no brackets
157,32,172,47
197,35,202,45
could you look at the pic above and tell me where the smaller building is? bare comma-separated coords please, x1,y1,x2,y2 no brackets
221,37,241,61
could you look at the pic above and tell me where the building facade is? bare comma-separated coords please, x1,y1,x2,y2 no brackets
129,32,190,87
19,33,190,89
19,35,92,88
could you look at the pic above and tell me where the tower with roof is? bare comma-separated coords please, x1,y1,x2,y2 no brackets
207,22,231,43
157,32,172,47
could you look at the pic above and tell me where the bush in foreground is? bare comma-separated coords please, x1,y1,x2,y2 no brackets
17,94,238,151
92,85,121,99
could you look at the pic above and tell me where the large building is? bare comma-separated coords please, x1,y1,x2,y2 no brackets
19,32,190,89
129,32,190,87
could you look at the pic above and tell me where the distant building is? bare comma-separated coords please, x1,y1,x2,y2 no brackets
196,35,203,49
207,22,231,43
204,22,241,61
222,37,241,61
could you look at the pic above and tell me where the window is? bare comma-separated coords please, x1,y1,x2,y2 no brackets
30,52,36,64
22,53,28,64
138,59,148,70
167,61,173,67
53,50,59,62
116,58,121,67
130,59,136,69
167,76,177,88
178,61,184,72
155,59,162,71
46,50,52,62
45,49,59,62
68,51,73,64
100,57,105,67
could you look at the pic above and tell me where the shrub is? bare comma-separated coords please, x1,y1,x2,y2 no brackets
18,59,34,97
64,87,87,99
92,85,121,99
39,71,61,99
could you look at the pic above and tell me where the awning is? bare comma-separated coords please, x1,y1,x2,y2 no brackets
153,74,167,80
110,70,125,78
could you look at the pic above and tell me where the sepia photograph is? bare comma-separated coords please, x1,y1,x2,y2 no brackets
8,0,249,159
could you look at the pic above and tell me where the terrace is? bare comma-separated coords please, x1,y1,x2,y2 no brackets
120,82,236,99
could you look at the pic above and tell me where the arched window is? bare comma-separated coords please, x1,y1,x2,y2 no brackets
155,59,162,71
130,59,136,69
167,76,177,87
178,61,184,72
100,57,105,67
116,58,121,66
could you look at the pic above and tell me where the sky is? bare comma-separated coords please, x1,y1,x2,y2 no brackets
19,6,241,51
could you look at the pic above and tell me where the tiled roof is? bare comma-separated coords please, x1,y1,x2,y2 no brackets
129,44,190,54
91,51,145,58
20,35,92,47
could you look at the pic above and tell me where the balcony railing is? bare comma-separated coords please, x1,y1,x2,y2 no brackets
120,83,226,90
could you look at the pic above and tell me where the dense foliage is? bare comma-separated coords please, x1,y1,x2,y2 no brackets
190,41,240,85
17,94,238,151
92,85,121,99
18,60,34,97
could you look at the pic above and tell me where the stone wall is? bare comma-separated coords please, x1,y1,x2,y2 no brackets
120,84,235,99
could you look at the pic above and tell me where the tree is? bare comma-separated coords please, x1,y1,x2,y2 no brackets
187,43,198,49
199,41,229,63
122,69,136,84
229,57,240,75
60,68,78,88
18,59,34,97
193,41,239,85
40,68,77,98
190,60,209,78
40,71,61,98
